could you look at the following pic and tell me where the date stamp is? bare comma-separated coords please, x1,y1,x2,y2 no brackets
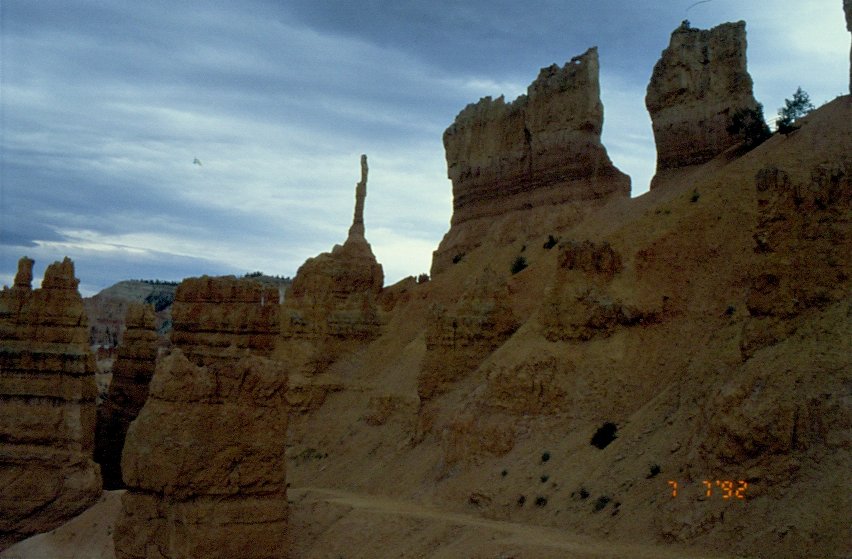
667,480,749,500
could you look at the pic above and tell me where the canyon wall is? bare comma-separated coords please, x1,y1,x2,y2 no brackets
432,48,630,274
646,21,763,188
94,303,158,489
0,257,102,549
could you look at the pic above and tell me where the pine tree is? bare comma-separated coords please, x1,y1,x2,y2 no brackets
776,87,815,134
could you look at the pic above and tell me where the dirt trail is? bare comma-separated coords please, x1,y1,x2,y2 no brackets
1,486,737,559
291,486,735,559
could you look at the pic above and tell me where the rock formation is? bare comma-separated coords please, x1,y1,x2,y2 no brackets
114,350,289,559
278,155,384,375
432,47,630,274
846,0,851,93
418,267,517,403
0,257,101,549
94,303,158,489
646,21,763,188
170,276,281,367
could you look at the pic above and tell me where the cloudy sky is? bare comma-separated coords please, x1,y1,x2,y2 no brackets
1,1,848,295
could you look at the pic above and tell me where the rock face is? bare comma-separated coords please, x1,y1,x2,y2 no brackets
418,267,517,402
279,155,384,374
646,21,762,188
433,48,630,274
171,276,281,367
114,350,289,559
94,303,158,489
0,257,102,549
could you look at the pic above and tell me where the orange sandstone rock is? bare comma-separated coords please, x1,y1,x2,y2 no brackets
646,21,763,188
171,275,281,367
94,303,158,489
0,257,102,550
114,351,289,559
278,155,384,377
433,48,629,274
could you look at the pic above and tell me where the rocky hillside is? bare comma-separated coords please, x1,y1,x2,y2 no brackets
1,15,850,559
84,280,178,348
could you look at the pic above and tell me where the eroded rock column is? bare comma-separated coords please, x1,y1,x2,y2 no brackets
115,351,289,559
94,302,158,489
646,21,763,188
432,48,630,274
0,257,102,549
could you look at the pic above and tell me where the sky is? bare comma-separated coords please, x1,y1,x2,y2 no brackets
1,0,849,296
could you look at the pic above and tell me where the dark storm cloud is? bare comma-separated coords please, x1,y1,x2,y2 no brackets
1,0,848,293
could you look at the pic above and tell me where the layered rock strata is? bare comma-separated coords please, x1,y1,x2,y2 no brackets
279,155,384,374
0,257,101,549
433,48,630,274
171,276,281,367
646,21,763,188
94,303,158,489
114,350,289,559
418,267,517,402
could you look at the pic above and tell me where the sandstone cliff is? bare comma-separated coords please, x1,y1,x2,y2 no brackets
114,350,289,559
432,48,630,275
0,257,102,549
170,276,280,367
278,155,384,378
646,21,763,189
94,303,158,489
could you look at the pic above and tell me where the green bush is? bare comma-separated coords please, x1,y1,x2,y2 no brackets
511,255,528,274
593,495,610,512
776,87,814,134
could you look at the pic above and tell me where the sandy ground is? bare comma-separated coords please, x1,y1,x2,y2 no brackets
1,491,122,559
2,487,737,559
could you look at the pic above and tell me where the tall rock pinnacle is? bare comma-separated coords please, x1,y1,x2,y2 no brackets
646,21,762,189
348,154,368,240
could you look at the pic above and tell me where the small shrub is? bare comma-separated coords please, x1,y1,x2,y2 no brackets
540,474,549,483
517,495,526,506
535,496,548,507
244,271,264,278
452,253,464,264
647,464,661,479
541,451,551,463
543,235,558,250
725,305,736,316
591,422,618,449
511,255,528,274
690,190,700,203
579,488,590,499
501,469,508,477
593,495,610,512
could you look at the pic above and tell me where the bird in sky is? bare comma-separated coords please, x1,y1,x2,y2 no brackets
193,158,202,166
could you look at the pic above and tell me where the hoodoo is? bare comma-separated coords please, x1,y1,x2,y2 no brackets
432,47,629,274
646,21,763,188
94,302,158,489
278,155,384,375
0,257,102,549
